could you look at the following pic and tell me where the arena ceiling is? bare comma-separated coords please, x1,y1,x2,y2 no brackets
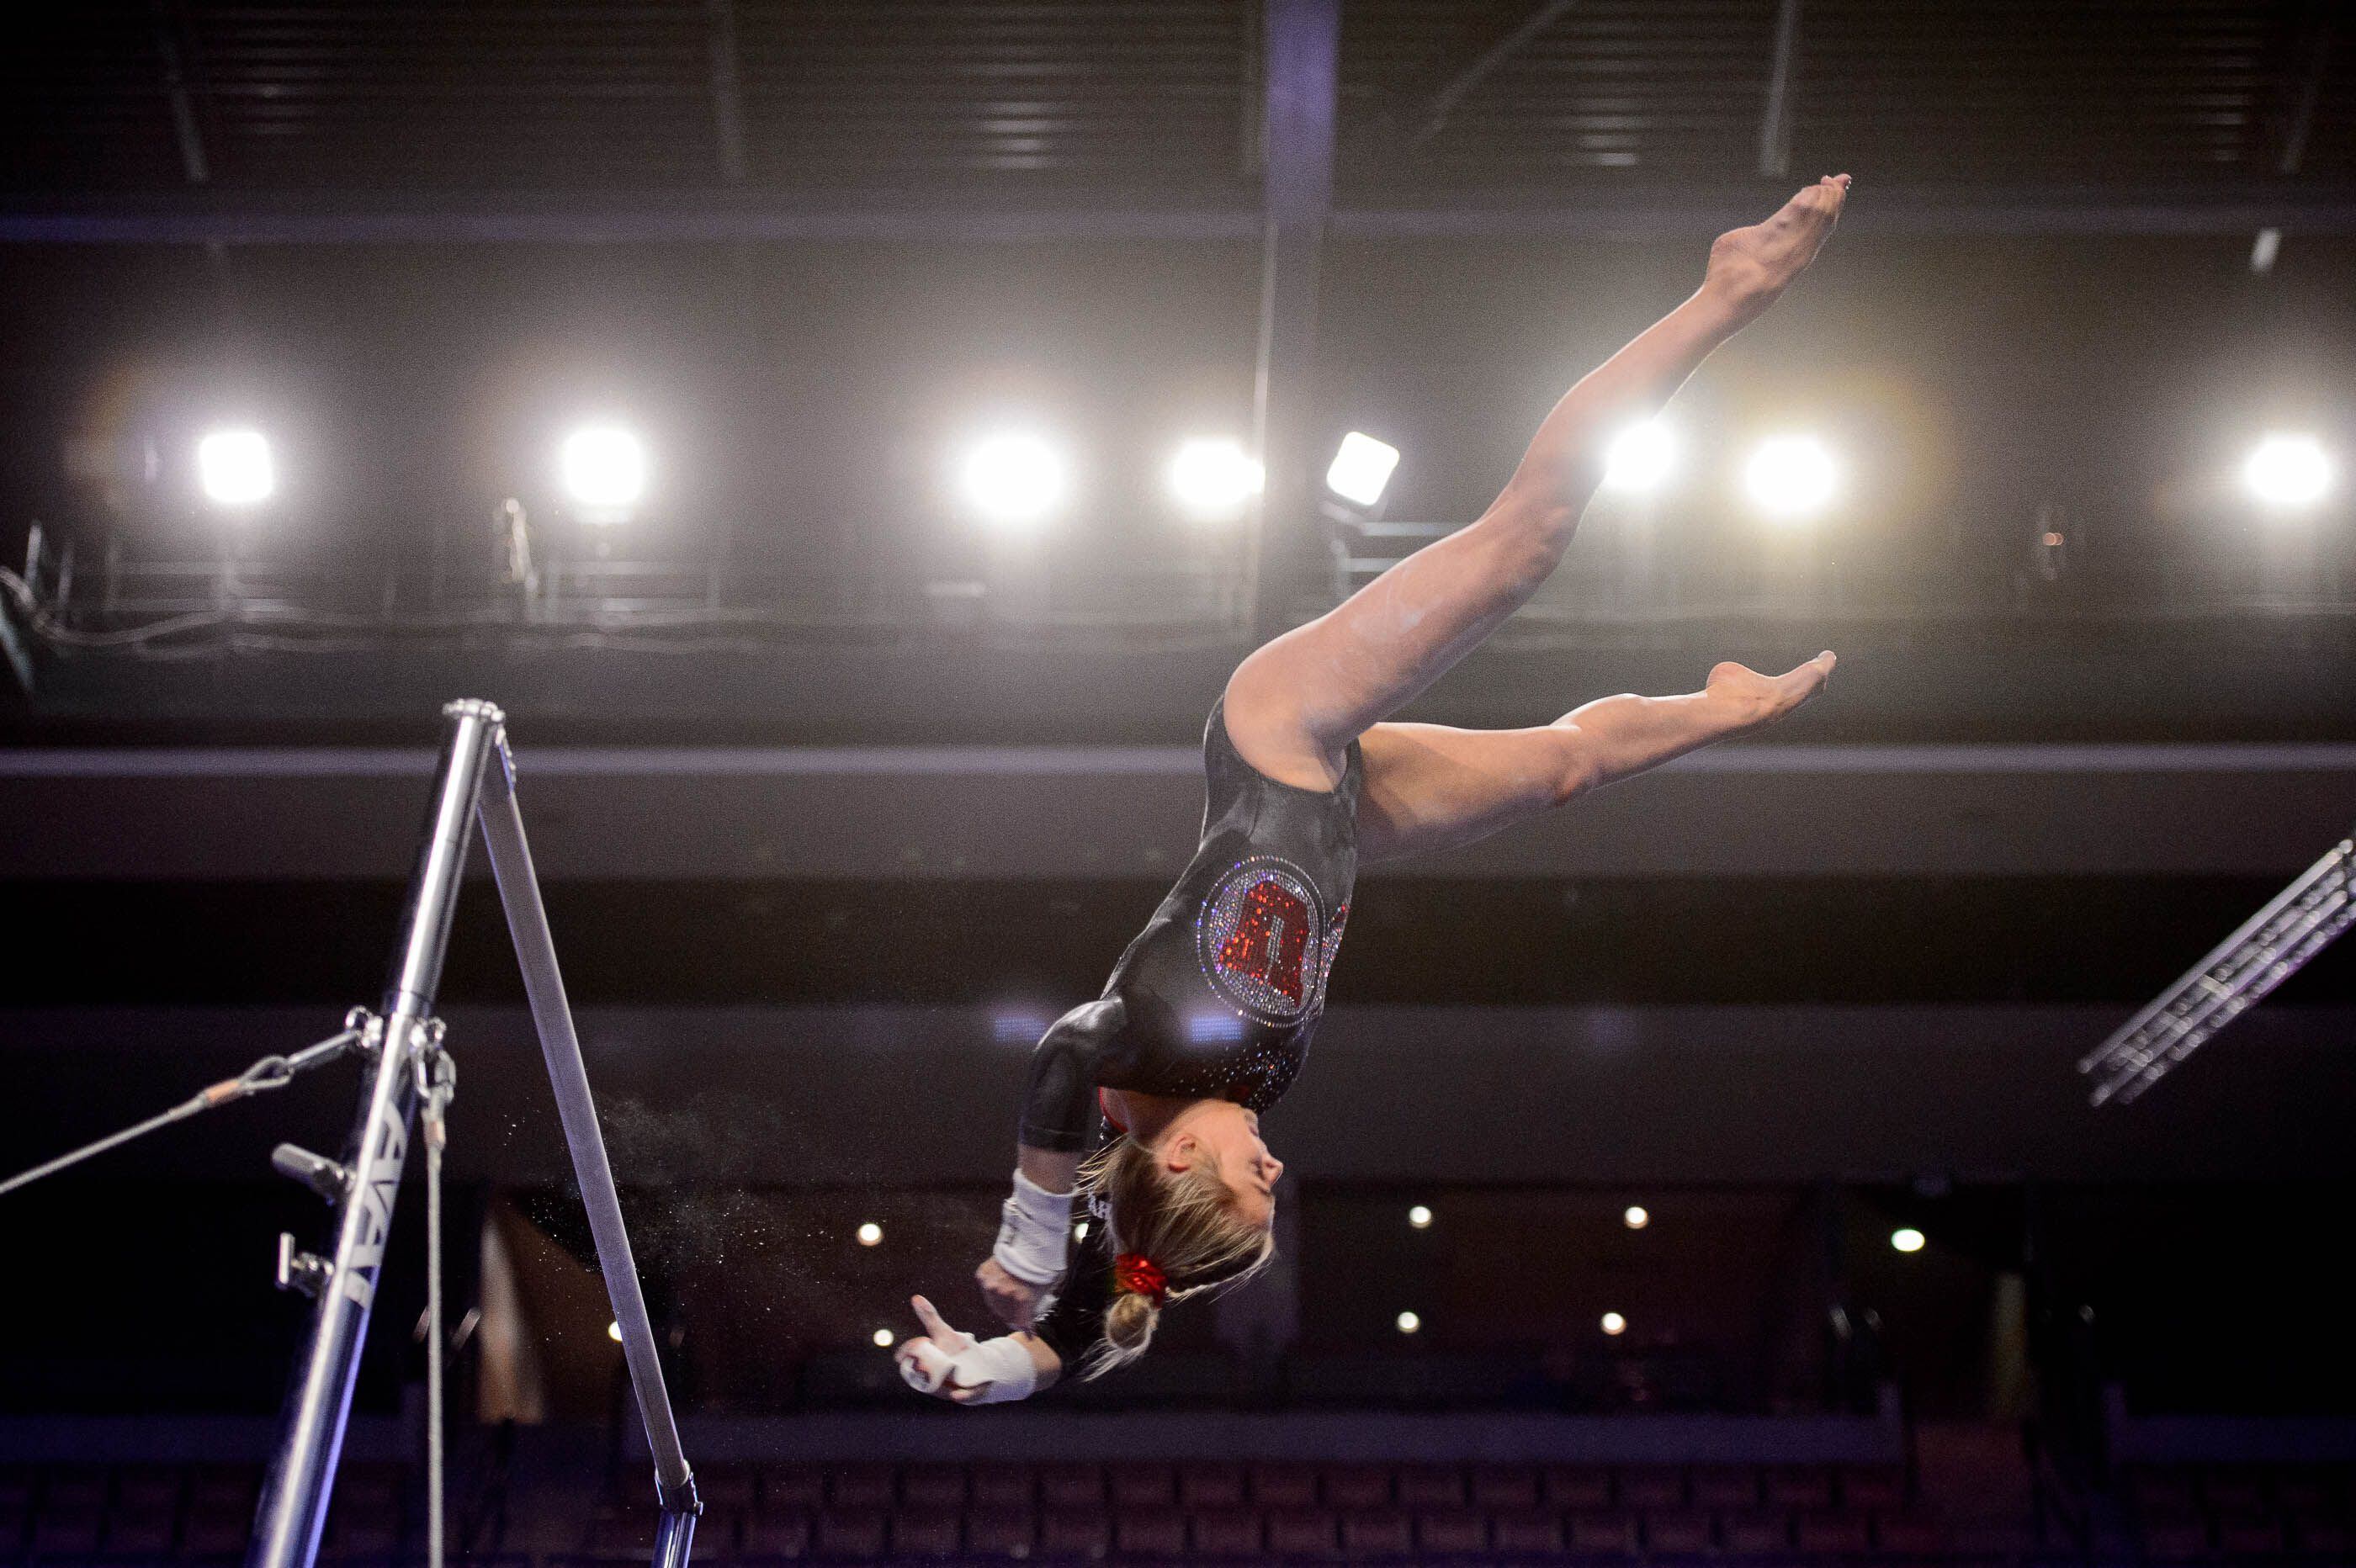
3,0,2351,237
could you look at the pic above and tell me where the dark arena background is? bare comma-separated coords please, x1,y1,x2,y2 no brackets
5,2,2356,1566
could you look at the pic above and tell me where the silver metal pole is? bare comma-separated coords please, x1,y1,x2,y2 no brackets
248,699,501,1568
474,724,701,1545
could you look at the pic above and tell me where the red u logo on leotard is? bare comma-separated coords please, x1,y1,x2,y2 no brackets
1197,856,1326,1023
1217,879,1311,1006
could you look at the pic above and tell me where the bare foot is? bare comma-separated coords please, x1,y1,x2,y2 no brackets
1704,174,1849,321
1706,651,1836,728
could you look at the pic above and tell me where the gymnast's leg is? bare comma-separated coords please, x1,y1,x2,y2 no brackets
1353,655,1834,864
1224,175,1849,792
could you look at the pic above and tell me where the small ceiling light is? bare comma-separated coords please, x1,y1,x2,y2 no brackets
1325,432,1401,509
856,1222,884,1248
1891,1227,1926,1253
873,1327,895,1348
560,425,648,515
1602,420,1676,494
1167,437,1263,522
2242,432,2333,510
1407,1205,1433,1229
1600,1311,1627,1336
606,1321,623,1343
1623,1205,1650,1231
196,429,274,507
1075,1220,1090,1241
1395,1311,1421,1335
958,430,1069,531
1744,433,1839,520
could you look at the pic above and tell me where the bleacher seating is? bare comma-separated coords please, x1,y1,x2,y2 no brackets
7,1453,2355,1564
2124,1463,2356,1564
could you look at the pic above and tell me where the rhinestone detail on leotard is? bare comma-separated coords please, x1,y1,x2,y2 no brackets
1195,854,1327,1025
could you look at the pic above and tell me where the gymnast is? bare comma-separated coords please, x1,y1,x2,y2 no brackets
898,174,1851,1404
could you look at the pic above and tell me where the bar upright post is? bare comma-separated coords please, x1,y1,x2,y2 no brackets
248,699,502,1568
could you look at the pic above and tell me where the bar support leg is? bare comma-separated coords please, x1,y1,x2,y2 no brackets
475,726,701,1537
249,699,502,1568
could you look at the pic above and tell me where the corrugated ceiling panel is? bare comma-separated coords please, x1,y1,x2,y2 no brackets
183,0,715,188
1339,0,1785,189
0,8,186,191
735,1,1255,193
1792,0,2299,182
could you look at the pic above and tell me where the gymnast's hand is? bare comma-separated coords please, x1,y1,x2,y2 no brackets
894,1295,1055,1405
975,1256,1047,1330
894,1295,978,1401
1703,652,1836,730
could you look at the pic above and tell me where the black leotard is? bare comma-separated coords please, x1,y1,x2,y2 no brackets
1025,698,1361,1369
1019,698,1363,1152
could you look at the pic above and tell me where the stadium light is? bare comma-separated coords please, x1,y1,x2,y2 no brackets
1167,437,1263,522
1602,420,1677,494
560,425,648,517
959,431,1069,531
196,429,274,507
2242,432,2333,510
1744,434,1839,520
1325,432,1400,509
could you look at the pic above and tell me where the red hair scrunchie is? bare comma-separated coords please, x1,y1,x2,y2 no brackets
1113,1252,1169,1306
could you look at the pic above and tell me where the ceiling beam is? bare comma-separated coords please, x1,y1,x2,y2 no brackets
706,0,750,184
1407,0,1579,151
5,741,2354,882
6,185,2356,245
1757,0,1802,177
2274,0,2337,177
150,1,210,185
1248,0,1341,638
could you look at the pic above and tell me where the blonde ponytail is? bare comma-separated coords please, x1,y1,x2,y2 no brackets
1102,1289,1159,1354
1075,1136,1275,1378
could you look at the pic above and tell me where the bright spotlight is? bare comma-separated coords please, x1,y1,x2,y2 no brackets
560,426,647,516
1891,1227,1926,1254
959,431,1068,530
1325,432,1401,509
1744,434,1839,519
606,1321,623,1343
1622,1205,1650,1231
1603,420,1676,494
856,1222,884,1248
2242,433,2332,509
1168,437,1263,522
872,1327,895,1348
1395,1311,1421,1335
196,429,274,507
1600,1311,1627,1336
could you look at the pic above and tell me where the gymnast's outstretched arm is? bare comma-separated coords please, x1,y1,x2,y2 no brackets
1356,654,1833,864
1223,175,1849,792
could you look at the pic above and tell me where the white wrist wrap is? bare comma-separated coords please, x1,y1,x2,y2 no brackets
898,1334,1037,1405
992,1170,1075,1287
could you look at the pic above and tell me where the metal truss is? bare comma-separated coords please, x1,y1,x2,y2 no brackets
2080,829,2356,1105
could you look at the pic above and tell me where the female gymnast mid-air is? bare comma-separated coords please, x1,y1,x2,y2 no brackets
897,174,1852,1404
